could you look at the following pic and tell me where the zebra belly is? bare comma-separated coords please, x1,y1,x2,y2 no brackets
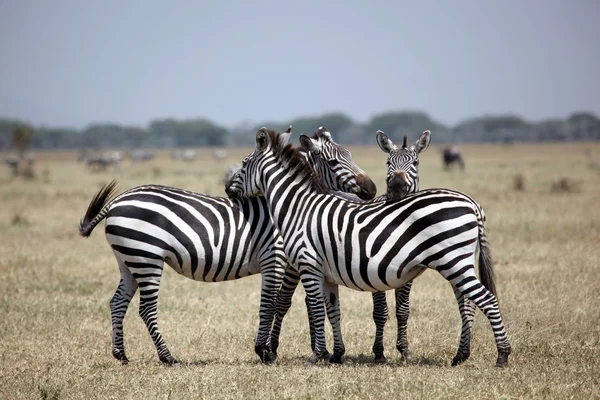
106,216,262,282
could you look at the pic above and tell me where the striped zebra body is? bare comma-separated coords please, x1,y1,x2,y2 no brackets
79,126,377,365
226,128,511,367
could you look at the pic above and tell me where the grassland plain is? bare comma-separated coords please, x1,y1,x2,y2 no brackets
0,142,598,400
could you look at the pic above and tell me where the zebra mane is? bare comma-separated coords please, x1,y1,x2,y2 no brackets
266,129,330,195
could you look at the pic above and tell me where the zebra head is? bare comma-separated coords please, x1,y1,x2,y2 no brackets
298,126,377,200
376,130,431,200
225,127,292,199
225,127,377,201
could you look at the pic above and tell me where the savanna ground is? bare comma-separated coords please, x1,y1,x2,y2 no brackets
0,141,599,400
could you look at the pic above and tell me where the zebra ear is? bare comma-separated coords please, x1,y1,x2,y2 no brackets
316,127,332,142
299,134,320,154
376,130,396,153
280,129,292,147
415,130,431,154
256,127,269,151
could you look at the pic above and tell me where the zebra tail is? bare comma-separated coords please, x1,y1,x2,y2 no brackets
477,214,497,297
79,179,119,238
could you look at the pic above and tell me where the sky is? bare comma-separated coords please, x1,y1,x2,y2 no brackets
1,0,599,129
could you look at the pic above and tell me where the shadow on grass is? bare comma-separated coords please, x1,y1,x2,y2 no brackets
276,353,450,368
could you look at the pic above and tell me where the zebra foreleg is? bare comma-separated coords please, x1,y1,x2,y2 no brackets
110,265,138,364
134,264,179,366
300,270,330,365
254,266,282,364
371,291,389,363
324,282,345,364
395,280,414,360
451,286,476,366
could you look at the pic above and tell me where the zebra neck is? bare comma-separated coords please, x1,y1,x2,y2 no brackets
261,160,319,236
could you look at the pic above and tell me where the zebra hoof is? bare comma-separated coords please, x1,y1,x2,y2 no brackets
373,355,387,364
401,349,411,361
112,350,129,365
496,351,510,368
159,355,181,367
396,344,411,361
255,345,275,364
306,351,330,365
329,353,344,365
451,351,470,366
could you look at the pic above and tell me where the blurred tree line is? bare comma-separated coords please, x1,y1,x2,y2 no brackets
1,111,598,150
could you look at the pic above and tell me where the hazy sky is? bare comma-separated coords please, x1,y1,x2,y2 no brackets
1,1,599,129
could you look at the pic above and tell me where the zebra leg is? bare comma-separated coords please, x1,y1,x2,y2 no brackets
451,286,476,366
324,282,345,364
395,280,414,360
300,271,330,364
254,265,282,364
110,262,138,364
305,294,317,353
371,291,389,363
133,262,179,366
440,266,511,367
269,267,301,358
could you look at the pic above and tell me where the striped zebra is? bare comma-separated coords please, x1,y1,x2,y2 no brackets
78,126,377,366
267,130,431,363
225,128,511,367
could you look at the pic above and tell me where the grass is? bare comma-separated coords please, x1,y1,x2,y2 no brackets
0,142,598,399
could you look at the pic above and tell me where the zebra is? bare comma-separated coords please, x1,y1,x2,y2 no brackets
442,146,465,170
223,163,242,186
79,151,122,170
78,126,377,366
266,130,431,363
213,149,228,161
171,149,197,162
225,128,512,367
130,149,156,162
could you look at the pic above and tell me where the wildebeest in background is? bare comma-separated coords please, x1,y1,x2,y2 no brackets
129,149,155,163
442,146,465,170
223,163,241,186
78,150,122,171
171,149,197,162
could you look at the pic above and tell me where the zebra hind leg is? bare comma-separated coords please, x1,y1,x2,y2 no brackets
131,261,179,366
269,268,301,360
254,266,282,364
371,291,389,363
300,271,330,365
439,265,511,367
451,286,476,366
395,280,414,361
110,263,138,364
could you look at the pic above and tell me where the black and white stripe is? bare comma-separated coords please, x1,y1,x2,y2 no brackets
78,126,377,365
226,128,512,367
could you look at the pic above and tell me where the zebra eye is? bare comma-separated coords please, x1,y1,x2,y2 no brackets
327,159,339,166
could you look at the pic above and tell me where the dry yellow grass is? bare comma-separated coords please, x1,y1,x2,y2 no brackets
0,142,599,399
